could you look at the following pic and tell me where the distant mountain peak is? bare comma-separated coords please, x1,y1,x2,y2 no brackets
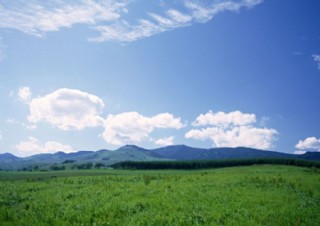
54,151,66,155
118,144,144,150
0,152,17,157
124,144,141,148
0,152,20,163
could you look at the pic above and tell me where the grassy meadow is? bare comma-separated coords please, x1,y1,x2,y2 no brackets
0,165,319,225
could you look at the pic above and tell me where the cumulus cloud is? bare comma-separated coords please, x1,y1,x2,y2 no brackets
312,54,320,70
19,87,185,148
102,112,184,145
295,137,320,154
15,136,73,157
186,110,277,150
192,110,256,127
18,86,32,103
0,0,263,43
28,88,105,130
186,126,277,150
155,136,174,146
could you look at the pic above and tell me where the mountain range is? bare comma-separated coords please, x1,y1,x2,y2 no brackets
1,145,320,170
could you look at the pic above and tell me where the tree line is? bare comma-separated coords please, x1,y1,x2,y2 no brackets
111,158,320,170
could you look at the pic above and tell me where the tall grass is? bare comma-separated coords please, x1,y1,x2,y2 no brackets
0,165,319,225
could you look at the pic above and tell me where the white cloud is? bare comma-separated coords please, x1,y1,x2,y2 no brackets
151,113,185,129
89,8,194,43
89,19,166,43
312,54,320,70
185,0,262,23
295,137,320,153
0,0,125,37
22,87,184,147
155,136,174,146
15,136,73,157
102,112,184,145
90,0,262,42
18,86,32,103
167,9,193,24
186,126,277,150
0,1,263,43
28,88,105,130
186,110,277,150
192,110,256,127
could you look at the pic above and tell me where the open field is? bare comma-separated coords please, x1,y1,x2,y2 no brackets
0,165,319,225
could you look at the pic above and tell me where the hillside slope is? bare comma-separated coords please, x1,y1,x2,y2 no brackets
1,145,320,170
151,145,296,160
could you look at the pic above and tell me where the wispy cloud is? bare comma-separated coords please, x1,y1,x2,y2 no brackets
6,118,37,130
185,0,263,23
87,8,194,42
0,0,263,42
91,0,263,42
312,54,320,70
0,0,125,37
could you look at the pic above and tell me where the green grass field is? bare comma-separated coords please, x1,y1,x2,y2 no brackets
0,165,319,225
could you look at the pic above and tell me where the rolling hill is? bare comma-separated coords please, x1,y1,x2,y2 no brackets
1,145,320,170
151,145,297,160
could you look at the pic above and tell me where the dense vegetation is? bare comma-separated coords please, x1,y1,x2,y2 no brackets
0,165,319,225
7,158,319,173
111,158,320,170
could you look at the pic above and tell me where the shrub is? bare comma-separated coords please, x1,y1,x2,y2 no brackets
94,163,105,169
143,175,152,186
63,160,76,164
50,165,66,171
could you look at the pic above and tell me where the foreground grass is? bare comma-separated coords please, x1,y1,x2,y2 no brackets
0,166,319,225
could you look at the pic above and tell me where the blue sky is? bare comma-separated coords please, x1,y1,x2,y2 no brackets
0,0,319,157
